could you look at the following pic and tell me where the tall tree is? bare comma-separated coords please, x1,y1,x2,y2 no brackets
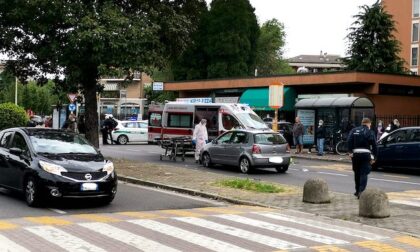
0,1,193,146
205,0,259,78
344,1,407,73
255,19,293,76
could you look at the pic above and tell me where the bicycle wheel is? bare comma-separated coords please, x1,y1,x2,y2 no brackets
335,141,348,155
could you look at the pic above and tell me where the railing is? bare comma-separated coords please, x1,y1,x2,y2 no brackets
376,115,420,127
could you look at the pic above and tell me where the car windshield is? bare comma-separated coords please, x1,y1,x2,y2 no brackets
30,132,97,155
235,113,268,129
254,133,287,145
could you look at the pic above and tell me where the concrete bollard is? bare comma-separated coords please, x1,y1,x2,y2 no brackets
359,188,390,218
303,178,330,204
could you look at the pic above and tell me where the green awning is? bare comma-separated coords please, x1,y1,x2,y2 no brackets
239,87,296,111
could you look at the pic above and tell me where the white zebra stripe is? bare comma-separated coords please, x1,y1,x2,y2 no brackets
79,222,181,252
256,212,388,240
25,226,106,252
175,217,304,250
390,199,420,208
0,234,30,252
216,214,348,245
128,219,252,252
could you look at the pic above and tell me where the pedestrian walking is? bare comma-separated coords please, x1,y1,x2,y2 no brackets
62,113,78,133
347,118,377,198
376,120,385,140
316,120,326,156
292,117,304,154
101,115,116,144
192,119,208,163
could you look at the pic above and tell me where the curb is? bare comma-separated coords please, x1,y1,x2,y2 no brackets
118,175,281,209
292,155,352,163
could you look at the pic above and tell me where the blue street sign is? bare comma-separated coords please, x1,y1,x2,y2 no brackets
68,103,76,112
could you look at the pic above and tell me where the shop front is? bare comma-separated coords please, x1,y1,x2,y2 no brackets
239,87,297,122
294,97,375,145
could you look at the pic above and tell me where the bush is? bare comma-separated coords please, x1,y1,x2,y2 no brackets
0,103,28,130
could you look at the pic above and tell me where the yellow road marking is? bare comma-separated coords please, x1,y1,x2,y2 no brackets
311,245,350,252
0,221,18,230
197,207,244,215
25,216,72,225
117,212,163,219
383,175,410,179
73,214,120,223
394,236,420,248
355,240,405,252
158,209,205,217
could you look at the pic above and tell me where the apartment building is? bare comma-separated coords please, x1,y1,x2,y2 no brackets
383,0,419,74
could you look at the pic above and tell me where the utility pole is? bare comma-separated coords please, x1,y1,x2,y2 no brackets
15,77,18,105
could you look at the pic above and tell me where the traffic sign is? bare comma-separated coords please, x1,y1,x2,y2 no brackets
68,93,78,103
152,82,164,91
68,103,76,112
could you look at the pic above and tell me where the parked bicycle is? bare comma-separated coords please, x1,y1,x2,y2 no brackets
322,130,348,155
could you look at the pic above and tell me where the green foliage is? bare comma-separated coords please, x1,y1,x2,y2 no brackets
215,178,285,193
344,1,407,73
0,103,28,130
144,85,177,104
255,19,294,76
172,0,260,80
0,1,196,146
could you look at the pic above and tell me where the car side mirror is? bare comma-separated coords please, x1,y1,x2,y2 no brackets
9,147,23,156
212,139,218,145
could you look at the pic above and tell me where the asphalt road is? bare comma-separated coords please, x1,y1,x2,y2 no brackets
100,143,420,194
0,182,220,219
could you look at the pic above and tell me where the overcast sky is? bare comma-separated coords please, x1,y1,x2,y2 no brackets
205,0,378,58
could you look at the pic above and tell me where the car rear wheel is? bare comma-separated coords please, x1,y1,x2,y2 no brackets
239,157,252,174
202,152,213,168
25,176,43,207
117,135,128,145
275,165,289,173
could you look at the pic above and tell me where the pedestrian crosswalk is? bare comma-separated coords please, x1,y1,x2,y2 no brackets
387,190,420,208
0,205,419,251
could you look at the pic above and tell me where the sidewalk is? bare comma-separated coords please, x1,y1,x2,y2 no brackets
114,159,420,237
291,148,352,163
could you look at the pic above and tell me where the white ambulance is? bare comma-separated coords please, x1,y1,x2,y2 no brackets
147,102,269,142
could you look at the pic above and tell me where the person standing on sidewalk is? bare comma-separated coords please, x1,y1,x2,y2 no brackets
193,119,208,163
292,117,304,154
316,120,326,156
347,118,377,198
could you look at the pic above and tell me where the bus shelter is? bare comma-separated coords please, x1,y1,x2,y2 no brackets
294,97,375,145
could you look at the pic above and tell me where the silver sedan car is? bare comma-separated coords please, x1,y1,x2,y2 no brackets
200,130,291,174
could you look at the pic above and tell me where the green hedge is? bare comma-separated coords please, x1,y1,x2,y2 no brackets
0,103,28,130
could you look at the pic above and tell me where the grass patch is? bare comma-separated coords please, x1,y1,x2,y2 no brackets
215,178,285,193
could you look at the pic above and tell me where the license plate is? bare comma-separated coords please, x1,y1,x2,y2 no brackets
269,157,284,164
81,183,98,191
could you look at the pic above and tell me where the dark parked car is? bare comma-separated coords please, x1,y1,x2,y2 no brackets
0,128,117,207
200,129,290,174
375,127,420,169
266,121,294,147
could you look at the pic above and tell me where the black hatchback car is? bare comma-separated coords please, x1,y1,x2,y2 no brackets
0,128,117,207
375,127,420,169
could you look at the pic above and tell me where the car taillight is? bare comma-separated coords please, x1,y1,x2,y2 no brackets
252,144,261,154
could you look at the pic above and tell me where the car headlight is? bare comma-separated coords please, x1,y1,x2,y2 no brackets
39,160,67,176
103,161,114,175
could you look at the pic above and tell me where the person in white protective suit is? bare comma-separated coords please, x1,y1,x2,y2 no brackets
192,119,208,163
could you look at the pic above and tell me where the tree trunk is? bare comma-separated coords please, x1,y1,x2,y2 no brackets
83,80,99,148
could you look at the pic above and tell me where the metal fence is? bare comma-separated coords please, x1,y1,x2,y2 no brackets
376,115,420,127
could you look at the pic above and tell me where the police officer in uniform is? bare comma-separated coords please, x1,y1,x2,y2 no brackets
347,118,377,198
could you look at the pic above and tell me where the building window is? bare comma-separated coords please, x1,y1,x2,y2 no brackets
412,47,419,66
414,0,420,18
413,23,419,42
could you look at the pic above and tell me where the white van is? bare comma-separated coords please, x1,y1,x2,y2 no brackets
148,102,269,142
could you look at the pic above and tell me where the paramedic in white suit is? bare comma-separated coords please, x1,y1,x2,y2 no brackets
193,119,208,163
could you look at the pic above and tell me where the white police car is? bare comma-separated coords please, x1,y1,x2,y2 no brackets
111,120,148,144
